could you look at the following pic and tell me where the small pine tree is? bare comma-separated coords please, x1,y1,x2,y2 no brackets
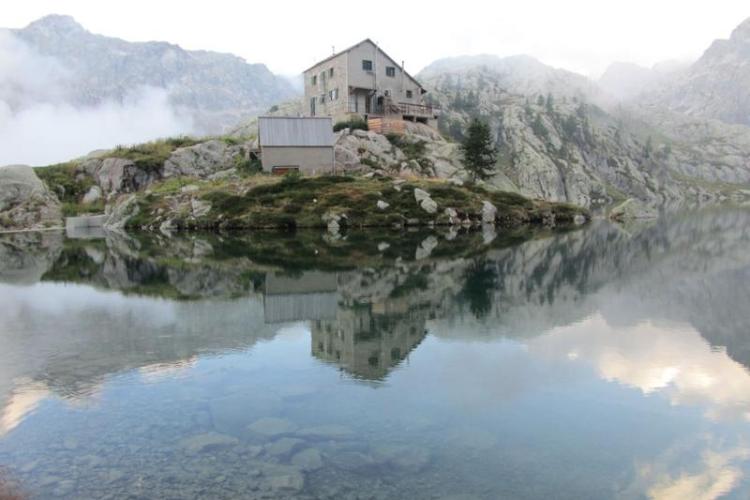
546,93,554,113
644,136,653,158
461,119,497,182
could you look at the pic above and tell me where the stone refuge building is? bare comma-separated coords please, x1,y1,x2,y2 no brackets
258,116,335,175
303,39,439,132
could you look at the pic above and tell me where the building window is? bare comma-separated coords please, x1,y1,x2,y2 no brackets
329,68,334,77
386,66,396,77
320,95,325,104
328,88,338,100
320,71,326,82
312,75,317,86
384,90,391,97
362,60,373,71
406,90,413,99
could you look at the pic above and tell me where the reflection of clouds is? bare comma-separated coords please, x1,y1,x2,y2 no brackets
0,282,178,327
633,441,750,500
0,380,49,437
648,448,748,500
530,314,750,421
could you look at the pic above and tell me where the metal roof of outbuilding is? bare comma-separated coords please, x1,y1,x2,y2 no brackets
258,117,334,147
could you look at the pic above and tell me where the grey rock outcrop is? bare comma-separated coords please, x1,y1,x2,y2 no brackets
609,198,658,221
414,188,438,214
482,201,498,224
0,165,62,230
641,17,750,127
103,194,140,230
163,140,246,179
96,158,159,194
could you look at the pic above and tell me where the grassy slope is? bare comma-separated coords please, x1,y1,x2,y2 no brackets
128,174,586,231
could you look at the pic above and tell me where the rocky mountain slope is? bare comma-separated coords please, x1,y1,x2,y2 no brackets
8,15,297,133
420,65,750,207
598,60,688,102
641,17,750,126
420,54,604,105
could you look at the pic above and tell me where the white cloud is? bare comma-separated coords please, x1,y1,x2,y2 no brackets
3,1,749,77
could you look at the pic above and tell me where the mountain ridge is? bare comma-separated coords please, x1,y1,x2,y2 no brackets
7,14,298,134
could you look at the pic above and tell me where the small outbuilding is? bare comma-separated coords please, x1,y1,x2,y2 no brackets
258,116,335,175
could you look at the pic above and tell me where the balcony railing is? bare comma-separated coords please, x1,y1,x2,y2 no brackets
391,101,441,118
348,97,440,118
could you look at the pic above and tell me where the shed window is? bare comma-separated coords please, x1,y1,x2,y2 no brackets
362,60,373,71
406,90,413,99
386,66,396,77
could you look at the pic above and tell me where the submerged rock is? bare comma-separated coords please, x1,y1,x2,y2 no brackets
264,437,303,456
247,417,298,437
371,444,431,471
290,448,323,471
179,432,238,454
296,424,354,439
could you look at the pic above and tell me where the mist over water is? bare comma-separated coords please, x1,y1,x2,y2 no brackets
0,30,193,166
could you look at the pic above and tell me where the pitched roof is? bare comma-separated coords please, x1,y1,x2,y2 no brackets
258,117,334,147
303,38,425,90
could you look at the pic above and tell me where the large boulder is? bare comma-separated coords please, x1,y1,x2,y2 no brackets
163,140,246,179
0,165,62,231
103,194,140,230
95,158,160,195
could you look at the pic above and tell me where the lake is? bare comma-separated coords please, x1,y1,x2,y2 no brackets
1,208,750,499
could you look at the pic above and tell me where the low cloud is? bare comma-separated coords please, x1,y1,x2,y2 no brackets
0,30,193,166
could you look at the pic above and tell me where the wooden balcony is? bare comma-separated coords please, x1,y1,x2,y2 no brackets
348,97,440,119
388,101,441,119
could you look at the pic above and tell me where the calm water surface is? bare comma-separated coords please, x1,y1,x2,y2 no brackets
1,209,750,499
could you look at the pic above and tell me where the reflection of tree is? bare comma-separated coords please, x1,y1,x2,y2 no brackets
459,259,498,319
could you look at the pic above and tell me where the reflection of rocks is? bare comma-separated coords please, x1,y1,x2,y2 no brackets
0,231,63,284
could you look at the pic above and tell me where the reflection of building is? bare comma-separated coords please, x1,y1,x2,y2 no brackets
311,302,428,380
263,271,339,323
261,269,430,379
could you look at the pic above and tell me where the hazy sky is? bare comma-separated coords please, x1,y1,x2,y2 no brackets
2,1,749,77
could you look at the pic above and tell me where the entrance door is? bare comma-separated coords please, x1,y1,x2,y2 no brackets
365,95,371,114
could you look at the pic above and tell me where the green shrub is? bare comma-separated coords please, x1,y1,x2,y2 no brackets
35,163,93,204
235,156,263,177
334,118,369,132
109,136,200,172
